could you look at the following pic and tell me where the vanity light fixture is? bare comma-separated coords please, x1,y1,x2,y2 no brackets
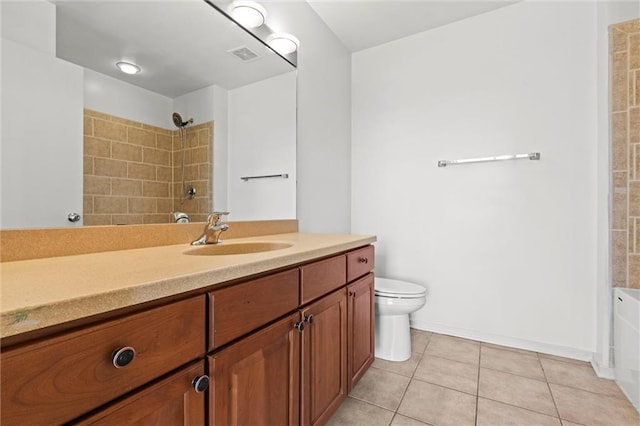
267,33,299,55
229,1,267,29
115,61,141,75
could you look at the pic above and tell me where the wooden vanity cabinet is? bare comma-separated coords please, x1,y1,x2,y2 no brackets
75,361,207,425
300,288,348,426
209,312,301,426
347,273,375,391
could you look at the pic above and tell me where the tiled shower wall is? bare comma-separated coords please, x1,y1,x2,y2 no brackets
83,109,212,226
611,19,640,288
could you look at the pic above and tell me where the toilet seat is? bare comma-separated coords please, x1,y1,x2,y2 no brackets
375,278,426,299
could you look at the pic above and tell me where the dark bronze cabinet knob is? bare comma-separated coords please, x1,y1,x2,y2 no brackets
192,375,210,393
112,347,135,368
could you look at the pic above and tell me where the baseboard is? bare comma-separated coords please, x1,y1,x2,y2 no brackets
411,320,593,363
590,357,616,379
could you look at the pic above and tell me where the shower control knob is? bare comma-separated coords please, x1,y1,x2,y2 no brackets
67,212,81,223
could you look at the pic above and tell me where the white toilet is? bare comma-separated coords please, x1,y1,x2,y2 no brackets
375,277,427,361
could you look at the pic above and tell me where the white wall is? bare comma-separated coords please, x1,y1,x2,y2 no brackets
1,2,84,229
84,70,173,129
352,1,599,357
227,72,296,220
173,85,216,126
594,1,640,375
265,2,352,233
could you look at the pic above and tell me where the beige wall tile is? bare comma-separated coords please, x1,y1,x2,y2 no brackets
84,156,94,175
94,196,128,214
94,119,127,142
634,70,639,106
636,218,640,255
111,214,144,225
128,163,156,180
83,195,93,214
186,131,198,149
198,129,211,147
612,230,628,286
190,146,209,164
611,112,628,171
112,178,142,196
630,218,636,254
142,214,171,224
615,19,640,33
143,181,169,198
142,123,172,136
630,181,640,216
630,107,640,144
143,147,170,166
157,198,174,215
128,127,156,147
83,214,111,226
112,142,142,162
156,166,173,182
94,158,127,178
198,164,210,180
629,254,640,288
612,171,628,229
156,134,172,151
84,136,111,158
630,33,640,70
612,52,629,112
83,116,93,136
128,198,157,214
84,109,111,120
634,143,640,179
84,175,111,195
611,28,627,53
111,116,142,128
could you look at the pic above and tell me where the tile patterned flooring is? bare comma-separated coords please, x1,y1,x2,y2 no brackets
328,330,640,426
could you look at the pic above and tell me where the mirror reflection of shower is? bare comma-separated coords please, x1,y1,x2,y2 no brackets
172,112,195,205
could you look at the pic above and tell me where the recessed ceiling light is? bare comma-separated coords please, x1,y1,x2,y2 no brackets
229,1,267,29
267,33,299,55
116,61,141,75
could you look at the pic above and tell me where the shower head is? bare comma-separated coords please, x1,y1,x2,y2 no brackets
172,112,193,128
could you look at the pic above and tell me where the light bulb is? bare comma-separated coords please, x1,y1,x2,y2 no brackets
229,1,267,29
116,61,141,75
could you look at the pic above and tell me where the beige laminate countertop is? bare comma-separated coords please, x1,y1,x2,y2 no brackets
1,232,376,339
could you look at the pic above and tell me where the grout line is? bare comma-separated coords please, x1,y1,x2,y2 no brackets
477,395,560,421
540,355,563,421
475,342,481,425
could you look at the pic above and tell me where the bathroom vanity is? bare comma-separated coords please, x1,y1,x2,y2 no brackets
0,232,375,425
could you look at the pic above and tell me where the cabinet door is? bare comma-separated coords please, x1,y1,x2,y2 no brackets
209,312,301,426
347,273,375,391
301,288,348,426
75,361,207,425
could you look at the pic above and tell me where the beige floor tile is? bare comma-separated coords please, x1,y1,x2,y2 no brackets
327,397,395,426
414,355,478,395
479,368,557,416
350,367,411,410
373,352,422,378
538,353,591,367
481,346,546,381
411,329,432,353
398,380,476,426
561,421,585,426
540,358,626,399
477,398,561,426
390,414,432,426
550,383,640,426
425,334,480,365
482,342,539,357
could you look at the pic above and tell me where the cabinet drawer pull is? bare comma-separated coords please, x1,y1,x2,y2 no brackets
358,257,368,264
111,346,136,368
294,321,305,332
304,314,314,324
192,375,210,393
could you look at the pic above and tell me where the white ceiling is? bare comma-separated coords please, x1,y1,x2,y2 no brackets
306,0,518,52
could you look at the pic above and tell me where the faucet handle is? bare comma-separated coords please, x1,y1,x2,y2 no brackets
207,212,230,225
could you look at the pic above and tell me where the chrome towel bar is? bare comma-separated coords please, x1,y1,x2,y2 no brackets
240,173,289,181
438,152,540,168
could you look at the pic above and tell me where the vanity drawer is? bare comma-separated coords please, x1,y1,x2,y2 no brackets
1,295,205,426
300,254,347,305
209,269,299,351
346,245,375,282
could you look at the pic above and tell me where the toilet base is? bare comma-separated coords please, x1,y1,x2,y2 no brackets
375,313,411,361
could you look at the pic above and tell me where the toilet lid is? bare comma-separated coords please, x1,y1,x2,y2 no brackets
375,278,426,297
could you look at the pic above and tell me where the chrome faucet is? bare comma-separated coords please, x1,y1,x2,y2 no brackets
191,212,230,245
